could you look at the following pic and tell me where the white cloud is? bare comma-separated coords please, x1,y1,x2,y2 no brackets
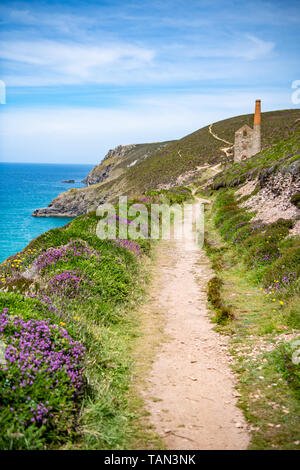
0,89,292,163
241,35,275,60
177,34,275,61
0,40,155,85
1,7,97,35
0,30,276,87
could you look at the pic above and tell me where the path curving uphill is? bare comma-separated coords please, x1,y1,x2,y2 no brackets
209,124,233,159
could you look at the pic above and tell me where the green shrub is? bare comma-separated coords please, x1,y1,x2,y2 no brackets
287,307,300,329
290,193,300,208
0,303,85,449
207,277,234,325
263,245,300,291
212,190,299,299
219,213,253,241
271,342,300,400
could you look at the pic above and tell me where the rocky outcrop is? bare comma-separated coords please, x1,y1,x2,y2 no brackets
32,186,109,218
103,144,136,162
32,141,171,217
33,144,140,217
242,163,300,224
82,163,113,186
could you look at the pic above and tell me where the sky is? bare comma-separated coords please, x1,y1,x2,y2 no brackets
0,0,299,164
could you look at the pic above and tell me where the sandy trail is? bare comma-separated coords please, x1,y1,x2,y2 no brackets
142,202,249,450
209,124,233,158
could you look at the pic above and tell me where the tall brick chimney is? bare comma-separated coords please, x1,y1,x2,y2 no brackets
254,99,261,125
253,99,261,154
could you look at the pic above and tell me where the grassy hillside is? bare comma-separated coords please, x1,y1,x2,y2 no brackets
124,109,300,193
212,129,300,189
83,141,174,186
212,108,300,149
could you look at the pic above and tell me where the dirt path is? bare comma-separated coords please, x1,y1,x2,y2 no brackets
142,202,249,450
209,124,233,159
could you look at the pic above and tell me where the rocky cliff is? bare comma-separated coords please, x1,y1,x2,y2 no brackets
32,180,112,217
81,144,137,186
32,141,171,217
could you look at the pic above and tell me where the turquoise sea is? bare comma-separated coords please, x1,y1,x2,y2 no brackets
0,163,94,262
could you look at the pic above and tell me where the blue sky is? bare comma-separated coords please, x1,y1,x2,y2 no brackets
0,0,299,163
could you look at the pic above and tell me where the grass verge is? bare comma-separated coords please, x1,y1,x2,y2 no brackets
203,194,300,449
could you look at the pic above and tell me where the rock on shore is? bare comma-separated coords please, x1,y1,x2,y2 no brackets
32,141,170,217
32,185,109,217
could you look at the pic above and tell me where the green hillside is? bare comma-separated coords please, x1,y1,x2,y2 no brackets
213,129,300,189
124,109,300,192
83,141,174,186
212,108,300,148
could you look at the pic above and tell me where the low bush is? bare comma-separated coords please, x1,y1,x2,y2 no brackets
263,245,300,293
0,306,85,449
212,190,300,297
290,193,300,208
145,186,193,205
271,342,300,400
207,276,234,325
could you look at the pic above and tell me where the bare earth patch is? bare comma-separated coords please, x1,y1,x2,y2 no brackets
236,179,259,199
241,171,300,224
142,203,250,450
243,193,298,224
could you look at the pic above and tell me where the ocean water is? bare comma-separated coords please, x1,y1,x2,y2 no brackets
0,162,94,262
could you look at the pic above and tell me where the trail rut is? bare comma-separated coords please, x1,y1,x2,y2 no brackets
142,202,249,450
209,123,233,159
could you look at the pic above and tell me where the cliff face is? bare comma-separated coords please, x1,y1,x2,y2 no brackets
32,141,171,217
32,181,111,217
81,144,136,186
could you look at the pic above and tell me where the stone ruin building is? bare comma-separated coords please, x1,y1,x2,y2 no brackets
234,100,261,162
